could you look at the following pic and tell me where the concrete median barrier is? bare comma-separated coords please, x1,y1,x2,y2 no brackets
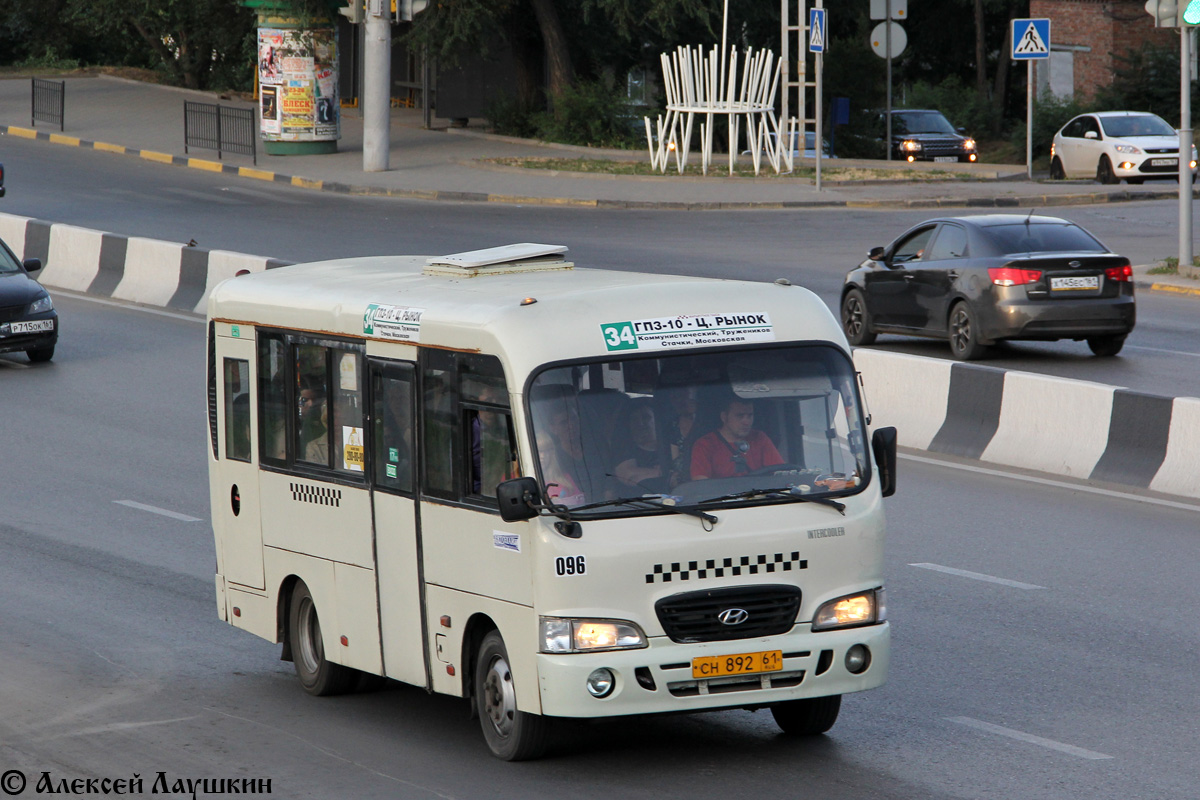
0,211,288,313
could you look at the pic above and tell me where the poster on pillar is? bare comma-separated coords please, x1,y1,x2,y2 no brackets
257,28,340,144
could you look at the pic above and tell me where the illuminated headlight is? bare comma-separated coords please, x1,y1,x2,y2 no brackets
900,139,921,153
540,617,647,653
962,138,977,152
811,588,886,631
28,294,54,314
1113,144,1141,155
1050,142,1056,157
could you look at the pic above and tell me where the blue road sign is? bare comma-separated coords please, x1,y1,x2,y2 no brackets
809,8,827,53
1012,18,1051,60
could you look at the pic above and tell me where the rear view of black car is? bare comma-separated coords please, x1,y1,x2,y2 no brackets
0,236,57,362
840,215,1134,360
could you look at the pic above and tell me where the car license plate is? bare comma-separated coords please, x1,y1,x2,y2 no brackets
9,320,54,333
1150,158,1178,167
933,156,957,162
692,650,783,679
1050,275,1099,291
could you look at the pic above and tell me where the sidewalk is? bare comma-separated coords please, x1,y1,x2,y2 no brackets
6,74,1198,208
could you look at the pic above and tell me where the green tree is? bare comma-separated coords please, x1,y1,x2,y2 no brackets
65,0,256,90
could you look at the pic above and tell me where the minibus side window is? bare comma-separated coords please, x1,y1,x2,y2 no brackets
296,344,331,466
223,357,252,462
331,350,365,474
461,355,517,503
259,335,289,463
422,349,457,499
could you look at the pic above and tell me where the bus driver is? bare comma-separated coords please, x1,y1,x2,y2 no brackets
689,396,783,480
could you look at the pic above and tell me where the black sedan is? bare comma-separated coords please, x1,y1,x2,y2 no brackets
839,215,1135,360
0,237,57,362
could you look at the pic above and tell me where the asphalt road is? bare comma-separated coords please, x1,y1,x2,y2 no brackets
1,294,1198,799
2,134,1200,396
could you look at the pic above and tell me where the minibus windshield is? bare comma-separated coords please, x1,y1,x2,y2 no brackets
527,344,870,514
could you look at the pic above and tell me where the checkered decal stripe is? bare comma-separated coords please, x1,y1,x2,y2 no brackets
290,482,342,508
646,552,807,584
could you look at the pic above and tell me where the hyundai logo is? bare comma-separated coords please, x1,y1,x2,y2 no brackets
717,608,750,625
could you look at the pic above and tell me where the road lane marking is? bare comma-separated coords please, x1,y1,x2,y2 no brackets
947,717,1113,760
900,453,1200,514
910,563,1044,590
113,500,201,522
1124,344,1200,358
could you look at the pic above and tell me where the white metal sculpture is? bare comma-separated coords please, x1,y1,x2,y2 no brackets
644,1,798,176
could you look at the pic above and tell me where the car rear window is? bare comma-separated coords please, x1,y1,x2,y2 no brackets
982,223,1106,255
1100,115,1175,138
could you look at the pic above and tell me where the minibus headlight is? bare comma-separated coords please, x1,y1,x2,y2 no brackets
540,617,647,653
811,588,886,631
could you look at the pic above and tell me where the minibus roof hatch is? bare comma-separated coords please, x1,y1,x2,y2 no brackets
425,243,572,277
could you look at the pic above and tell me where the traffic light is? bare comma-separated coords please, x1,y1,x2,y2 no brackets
1184,0,1200,24
1146,0,1179,26
338,0,364,23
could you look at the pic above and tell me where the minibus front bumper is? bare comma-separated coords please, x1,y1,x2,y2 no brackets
535,622,889,718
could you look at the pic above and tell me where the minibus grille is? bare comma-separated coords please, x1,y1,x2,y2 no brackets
655,585,802,643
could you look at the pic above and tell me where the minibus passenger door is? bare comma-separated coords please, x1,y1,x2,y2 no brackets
368,359,428,687
217,336,265,590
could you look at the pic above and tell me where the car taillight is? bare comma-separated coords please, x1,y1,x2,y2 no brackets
988,267,1042,286
1105,264,1133,282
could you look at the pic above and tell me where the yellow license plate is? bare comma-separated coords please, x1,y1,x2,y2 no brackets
692,650,783,679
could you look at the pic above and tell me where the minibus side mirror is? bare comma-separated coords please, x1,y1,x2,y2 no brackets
871,426,898,498
23,258,43,278
497,476,540,522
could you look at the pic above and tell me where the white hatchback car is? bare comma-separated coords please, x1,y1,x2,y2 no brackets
1050,111,1197,184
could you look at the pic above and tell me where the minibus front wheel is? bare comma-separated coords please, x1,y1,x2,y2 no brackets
770,694,841,735
289,580,356,696
475,631,550,760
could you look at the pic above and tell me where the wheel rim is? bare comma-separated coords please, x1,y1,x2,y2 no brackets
950,308,971,353
482,653,517,738
296,597,323,676
844,296,864,338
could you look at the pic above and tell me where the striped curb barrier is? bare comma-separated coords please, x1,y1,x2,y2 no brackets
0,211,290,315
853,348,1200,501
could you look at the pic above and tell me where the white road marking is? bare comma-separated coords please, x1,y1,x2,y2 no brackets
900,453,1200,514
113,500,201,522
1124,344,1200,359
221,185,308,205
910,563,1044,590
39,716,198,741
52,289,204,323
947,716,1113,760
0,358,31,369
161,187,244,205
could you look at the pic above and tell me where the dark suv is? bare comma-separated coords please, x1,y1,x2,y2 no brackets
887,109,977,163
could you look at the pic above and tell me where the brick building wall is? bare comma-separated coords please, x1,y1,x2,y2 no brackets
1031,0,1177,100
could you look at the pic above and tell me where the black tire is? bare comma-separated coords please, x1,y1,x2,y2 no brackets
1087,334,1126,357
947,302,988,361
1096,156,1119,185
771,695,842,735
26,345,54,363
840,289,876,346
289,581,357,696
475,630,550,761
1050,157,1065,180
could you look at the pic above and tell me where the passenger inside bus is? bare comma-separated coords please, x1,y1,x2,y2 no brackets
613,398,668,493
689,396,783,480
530,384,587,507
299,383,328,463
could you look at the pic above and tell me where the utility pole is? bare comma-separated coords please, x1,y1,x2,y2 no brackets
363,0,391,172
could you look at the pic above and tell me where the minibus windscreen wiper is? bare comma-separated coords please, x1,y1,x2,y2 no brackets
570,495,718,525
698,486,846,515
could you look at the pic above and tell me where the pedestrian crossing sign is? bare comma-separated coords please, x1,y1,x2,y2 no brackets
809,8,827,53
1012,18,1051,60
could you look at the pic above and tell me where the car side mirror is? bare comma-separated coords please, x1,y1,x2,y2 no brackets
868,246,886,262
871,426,897,498
497,476,540,522
22,258,43,278
1084,131,1098,140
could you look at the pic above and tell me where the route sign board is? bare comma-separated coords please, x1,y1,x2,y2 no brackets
1012,18,1051,60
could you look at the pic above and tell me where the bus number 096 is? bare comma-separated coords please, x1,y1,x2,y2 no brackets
555,556,586,576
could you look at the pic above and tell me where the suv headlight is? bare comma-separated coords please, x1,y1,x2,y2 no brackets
811,588,887,631
28,294,54,314
900,139,921,152
962,138,977,151
1113,144,1142,154
540,617,647,653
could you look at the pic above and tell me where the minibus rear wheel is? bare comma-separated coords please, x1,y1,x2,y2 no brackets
289,581,356,696
475,630,549,760
770,695,842,735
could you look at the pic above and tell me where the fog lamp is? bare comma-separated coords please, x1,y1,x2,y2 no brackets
845,644,871,674
586,668,615,698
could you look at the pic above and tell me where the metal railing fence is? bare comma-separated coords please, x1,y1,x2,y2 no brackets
31,79,65,130
183,101,256,164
